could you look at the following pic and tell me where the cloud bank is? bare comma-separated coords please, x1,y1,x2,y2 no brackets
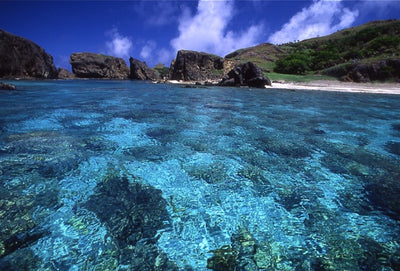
268,0,359,44
171,0,263,57
139,41,174,66
105,28,133,59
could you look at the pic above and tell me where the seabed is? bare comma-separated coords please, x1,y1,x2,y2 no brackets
0,80,399,270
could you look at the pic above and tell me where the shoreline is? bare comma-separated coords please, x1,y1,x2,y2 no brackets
269,80,400,95
168,79,400,95
3,78,399,95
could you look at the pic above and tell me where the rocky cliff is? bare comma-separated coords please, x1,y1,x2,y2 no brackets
0,29,58,79
169,50,224,81
129,58,158,80
70,53,129,79
219,62,271,88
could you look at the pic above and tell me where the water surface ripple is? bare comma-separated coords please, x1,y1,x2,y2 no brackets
0,80,399,270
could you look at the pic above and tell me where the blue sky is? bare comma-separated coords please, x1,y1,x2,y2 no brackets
1,0,399,69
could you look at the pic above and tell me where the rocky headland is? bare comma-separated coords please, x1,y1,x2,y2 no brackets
70,52,130,79
1,19,399,86
0,29,58,79
129,58,159,80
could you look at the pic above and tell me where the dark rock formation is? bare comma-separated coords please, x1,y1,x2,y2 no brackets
169,50,224,81
129,57,158,80
0,29,58,79
0,82,16,90
70,52,129,79
323,59,400,82
207,227,258,271
84,174,178,269
219,62,271,88
57,68,75,79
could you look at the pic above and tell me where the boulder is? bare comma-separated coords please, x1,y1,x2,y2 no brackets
219,62,271,88
0,29,58,79
0,82,16,90
169,50,224,81
57,68,75,79
129,58,158,80
70,52,129,79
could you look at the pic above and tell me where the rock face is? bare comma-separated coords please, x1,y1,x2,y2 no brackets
219,62,271,88
0,29,58,79
129,57,158,80
70,52,129,79
323,59,400,82
57,68,75,79
169,50,224,81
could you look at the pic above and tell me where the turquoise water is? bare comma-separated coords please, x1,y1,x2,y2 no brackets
0,80,399,270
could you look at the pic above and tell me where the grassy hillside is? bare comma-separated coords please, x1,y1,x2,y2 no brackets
224,43,285,72
225,19,400,82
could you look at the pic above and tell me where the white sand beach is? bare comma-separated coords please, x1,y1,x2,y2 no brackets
270,80,400,95
167,79,400,95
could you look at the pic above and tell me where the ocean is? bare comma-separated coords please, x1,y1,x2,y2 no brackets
0,80,399,270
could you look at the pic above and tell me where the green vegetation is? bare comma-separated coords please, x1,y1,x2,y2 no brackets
273,19,400,80
225,43,284,72
267,72,336,82
226,19,400,82
274,51,311,75
153,63,170,79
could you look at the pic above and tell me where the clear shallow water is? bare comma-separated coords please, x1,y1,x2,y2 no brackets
0,80,399,270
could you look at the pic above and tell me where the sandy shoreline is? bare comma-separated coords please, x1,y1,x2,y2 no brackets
168,79,400,95
270,80,400,95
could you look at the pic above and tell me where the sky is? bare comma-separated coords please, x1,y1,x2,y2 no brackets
1,0,399,70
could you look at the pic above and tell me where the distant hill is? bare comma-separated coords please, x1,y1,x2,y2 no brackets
225,19,400,82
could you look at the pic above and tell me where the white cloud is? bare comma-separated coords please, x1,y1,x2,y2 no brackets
156,48,174,65
268,0,359,44
140,41,175,67
140,41,156,60
105,28,133,59
357,0,400,18
171,0,263,57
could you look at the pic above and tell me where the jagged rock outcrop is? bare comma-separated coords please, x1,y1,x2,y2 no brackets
129,57,158,80
0,29,58,79
169,50,224,81
57,68,75,79
70,52,129,79
219,62,271,88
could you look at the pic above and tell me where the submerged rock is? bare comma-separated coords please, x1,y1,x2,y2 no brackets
0,29,58,79
385,141,400,156
70,52,129,79
129,57,158,80
84,174,177,269
219,62,271,88
207,227,258,271
0,82,16,90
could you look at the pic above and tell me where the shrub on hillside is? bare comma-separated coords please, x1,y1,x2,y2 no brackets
274,52,311,75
